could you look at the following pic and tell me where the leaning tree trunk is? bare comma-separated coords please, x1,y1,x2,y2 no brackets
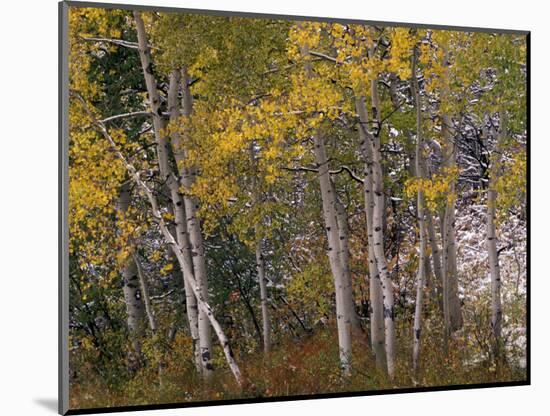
116,182,146,369
75,92,245,385
134,12,213,377
487,110,506,361
411,50,427,374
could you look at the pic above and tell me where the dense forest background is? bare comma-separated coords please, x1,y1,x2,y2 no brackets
68,6,527,410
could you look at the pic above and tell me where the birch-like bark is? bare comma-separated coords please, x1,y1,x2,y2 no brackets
441,113,463,335
362,139,386,369
355,71,397,378
371,78,397,378
299,40,352,374
134,12,213,376
117,183,146,362
487,111,505,359
133,253,158,333
75,91,244,385
333,181,362,332
426,210,444,309
411,51,427,373
167,69,201,372
133,253,166,386
313,131,353,374
355,93,387,371
178,88,214,379
255,235,271,353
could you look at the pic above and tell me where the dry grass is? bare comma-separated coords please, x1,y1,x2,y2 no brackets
69,322,526,411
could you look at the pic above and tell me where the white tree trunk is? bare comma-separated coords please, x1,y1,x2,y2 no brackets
441,114,463,336
355,96,386,369
487,111,506,359
299,39,353,374
333,181,361,332
313,132,353,375
134,12,213,377
116,183,146,362
356,84,396,378
426,210,444,309
411,53,427,373
167,69,202,372
178,134,214,379
255,236,271,353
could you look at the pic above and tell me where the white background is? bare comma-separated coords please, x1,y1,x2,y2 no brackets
0,0,546,414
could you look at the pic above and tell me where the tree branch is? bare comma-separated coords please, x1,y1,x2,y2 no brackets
100,111,152,124
283,165,364,183
309,50,342,64
80,36,142,50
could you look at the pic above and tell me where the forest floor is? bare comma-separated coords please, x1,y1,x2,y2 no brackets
69,322,527,410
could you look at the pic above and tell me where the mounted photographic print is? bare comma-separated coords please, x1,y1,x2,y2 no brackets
59,1,530,414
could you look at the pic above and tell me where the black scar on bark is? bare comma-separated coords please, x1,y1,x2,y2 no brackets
415,328,421,340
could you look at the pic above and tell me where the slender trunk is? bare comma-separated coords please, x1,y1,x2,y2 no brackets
299,39,352,374
133,254,158,333
356,75,396,378
180,155,213,379
116,183,146,366
371,77,397,379
487,111,506,360
333,180,362,332
411,50,427,373
357,106,386,369
313,132,353,375
441,113,463,335
134,12,212,376
438,50,462,337
426,210,444,310
134,253,165,387
255,236,271,353
167,69,202,372
177,67,214,378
